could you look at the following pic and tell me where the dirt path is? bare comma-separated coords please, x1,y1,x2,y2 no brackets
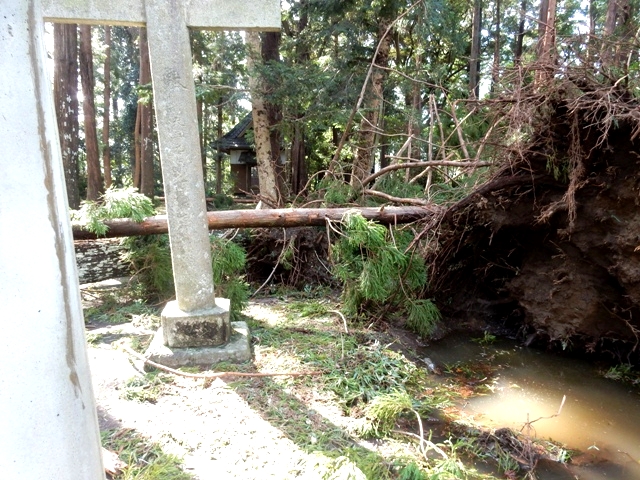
88,301,368,480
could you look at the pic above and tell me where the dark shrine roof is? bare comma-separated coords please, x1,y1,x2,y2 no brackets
213,113,253,153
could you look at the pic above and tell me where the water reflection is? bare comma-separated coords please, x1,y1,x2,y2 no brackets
424,335,640,479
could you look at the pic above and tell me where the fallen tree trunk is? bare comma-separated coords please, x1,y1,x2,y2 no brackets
72,206,438,239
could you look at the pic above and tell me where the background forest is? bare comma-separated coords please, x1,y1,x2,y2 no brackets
51,0,635,210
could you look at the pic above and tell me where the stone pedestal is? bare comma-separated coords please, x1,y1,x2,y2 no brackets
161,298,231,348
146,322,252,368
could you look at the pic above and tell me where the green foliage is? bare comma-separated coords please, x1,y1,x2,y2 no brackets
361,390,413,437
209,193,235,209
122,372,173,404
398,462,429,480
331,212,440,336
85,297,158,325
210,236,250,321
135,82,153,106
101,428,192,480
406,300,442,338
121,234,249,320
121,235,174,300
375,174,424,202
471,331,497,346
320,178,355,206
327,341,425,408
286,299,330,318
71,186,156,236
603,363,640,385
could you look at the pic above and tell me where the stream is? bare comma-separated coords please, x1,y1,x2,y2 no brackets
424,334,640,479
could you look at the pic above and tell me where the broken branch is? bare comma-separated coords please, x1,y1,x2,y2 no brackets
120,344,324,379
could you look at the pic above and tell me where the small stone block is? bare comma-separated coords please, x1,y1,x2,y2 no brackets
145,321,252,368
161,298,230,348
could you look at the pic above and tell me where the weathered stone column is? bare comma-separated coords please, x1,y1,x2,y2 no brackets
145,0,230,347
0,2,104,478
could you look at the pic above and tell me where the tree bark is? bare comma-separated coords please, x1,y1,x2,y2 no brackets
102,26,112,189
514,0,527,65
290,1,310,195
216,100,223,194
469,0,482,98
138,27,154,199
72,206,438,239
535,0,556,84
247,31,281,207
491,0,501,91
262,31,286,198
602,0,631,70
350,17,393,189
79,24,103,202
53,23,80,209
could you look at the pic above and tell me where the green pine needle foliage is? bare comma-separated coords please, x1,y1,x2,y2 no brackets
122,235,249,321
210,236,250,321
375,174,424,202
331,212,440,336
407,300,442,338
361,390,413,437
121,235,174,300
319,177,355,205
72,186,156,236
398,463,429,480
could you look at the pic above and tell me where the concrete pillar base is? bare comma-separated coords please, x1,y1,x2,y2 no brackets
161,298,230,348
145,321,252,368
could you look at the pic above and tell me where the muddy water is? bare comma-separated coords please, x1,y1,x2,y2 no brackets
424,335,640,479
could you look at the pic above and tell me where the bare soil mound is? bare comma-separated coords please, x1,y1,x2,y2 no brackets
429,82,640,360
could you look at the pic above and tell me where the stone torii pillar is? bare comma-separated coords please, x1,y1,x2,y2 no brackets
42,0,280,349
0,0,278,477
0,2,104,478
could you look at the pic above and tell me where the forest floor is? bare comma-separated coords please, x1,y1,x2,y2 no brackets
82,284,508,480
83,278,584,480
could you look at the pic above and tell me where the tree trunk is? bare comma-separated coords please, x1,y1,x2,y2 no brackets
410,55,422,161
535,0,556,85
138,27,154,199
514,0,527,65
247,31,281,207
72,206,437,239
469,0,482,98
262,31,286,199
602,0,631,70
197,91,207,181
491,0,501,91
102,26,112,189
216,100,223,195
53,23,80,209
291,122,307,194
133,103,141,189
587,0,596,65
350,18,393,189
80,24,103,202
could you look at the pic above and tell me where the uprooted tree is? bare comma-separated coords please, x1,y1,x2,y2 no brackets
417,70,640,360
67,0,640,361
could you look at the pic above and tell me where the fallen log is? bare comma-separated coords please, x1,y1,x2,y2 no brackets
72,206,438,239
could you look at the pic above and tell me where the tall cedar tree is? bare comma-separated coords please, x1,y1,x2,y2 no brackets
102,26,112,188
134,27,154,198
79,24,103,201
53,23,80,209
350,14,394,188
247,31,281,207
288,0,310,194
469,0,482,98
